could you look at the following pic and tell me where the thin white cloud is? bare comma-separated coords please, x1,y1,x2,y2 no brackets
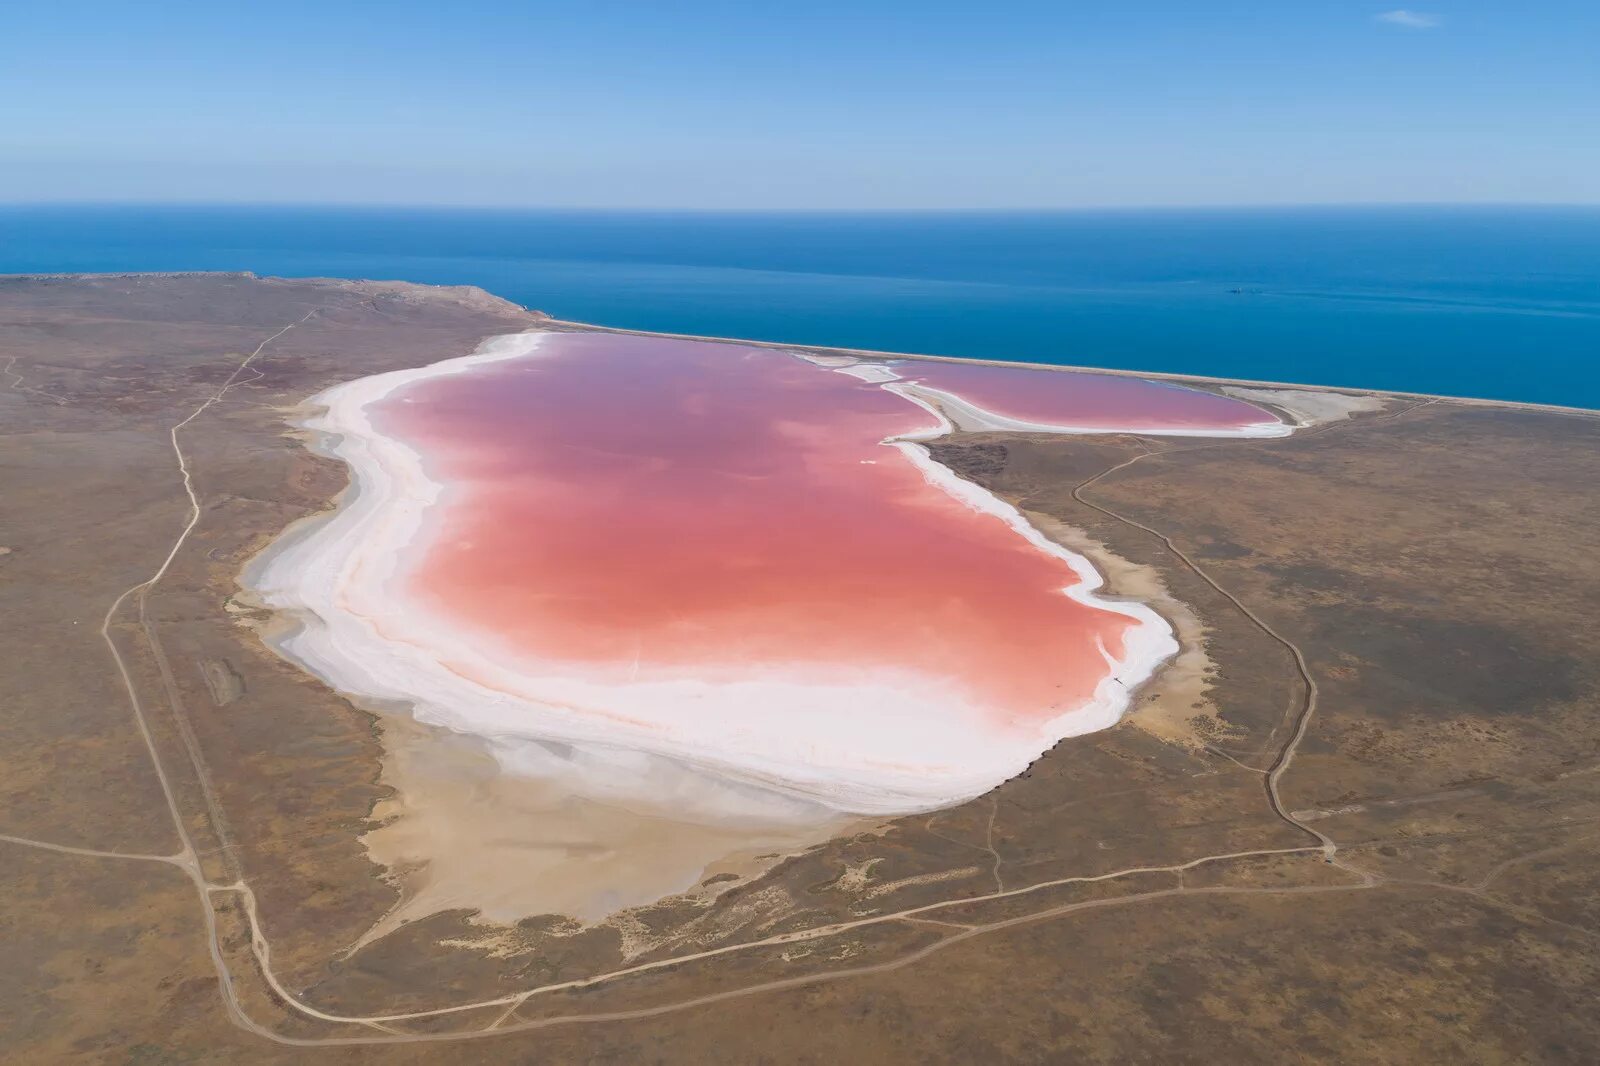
1376,9,1440,29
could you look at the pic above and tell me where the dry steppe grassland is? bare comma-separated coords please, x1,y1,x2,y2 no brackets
2,273,1598,1064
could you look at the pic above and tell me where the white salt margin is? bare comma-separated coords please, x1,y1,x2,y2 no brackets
890,378,1293,437
889,439,1179,740
795,352,1293,438
1219,385,1387,427
250,331,1284,824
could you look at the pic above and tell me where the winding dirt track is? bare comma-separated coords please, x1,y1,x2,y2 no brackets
3,354,69,405
3,322,1584,1048
1072,441,1338,859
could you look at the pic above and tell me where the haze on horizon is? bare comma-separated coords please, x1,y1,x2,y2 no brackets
4,1,1597,210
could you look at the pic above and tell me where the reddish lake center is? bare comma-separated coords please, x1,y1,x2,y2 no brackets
370,333,1277,738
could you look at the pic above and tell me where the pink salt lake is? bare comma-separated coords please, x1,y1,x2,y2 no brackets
368,333,1279,742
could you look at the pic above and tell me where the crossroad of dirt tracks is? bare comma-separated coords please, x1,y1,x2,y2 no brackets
4,319,1592,1048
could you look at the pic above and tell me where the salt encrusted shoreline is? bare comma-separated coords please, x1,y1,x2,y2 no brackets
246,329,1291,825
822,360,1294,438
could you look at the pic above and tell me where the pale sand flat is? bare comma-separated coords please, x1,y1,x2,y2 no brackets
351,714,866,952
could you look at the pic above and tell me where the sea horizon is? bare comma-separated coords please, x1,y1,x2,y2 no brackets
4,202,1598,409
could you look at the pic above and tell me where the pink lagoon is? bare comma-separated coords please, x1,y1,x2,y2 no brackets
253,330,1287,828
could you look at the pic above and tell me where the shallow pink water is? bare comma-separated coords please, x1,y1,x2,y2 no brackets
897,359,1278,431
371,335,1273,731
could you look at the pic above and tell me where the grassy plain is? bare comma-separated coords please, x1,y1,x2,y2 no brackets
2,274,1597,1063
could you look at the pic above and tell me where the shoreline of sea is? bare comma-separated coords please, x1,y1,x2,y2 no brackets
535,315,1600,422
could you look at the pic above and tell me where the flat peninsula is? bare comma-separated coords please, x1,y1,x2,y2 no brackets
3,272,1599,1064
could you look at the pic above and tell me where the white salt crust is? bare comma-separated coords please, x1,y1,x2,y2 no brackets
250,332,1288,824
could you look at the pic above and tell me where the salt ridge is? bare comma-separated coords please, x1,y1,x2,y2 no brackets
250,330,1287,823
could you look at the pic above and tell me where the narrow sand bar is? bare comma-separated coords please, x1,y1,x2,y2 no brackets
249,329,1287,923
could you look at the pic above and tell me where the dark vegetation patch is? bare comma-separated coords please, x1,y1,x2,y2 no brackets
1191,537,1254,561
925,440,1008,482
1305,605,1582,718
1259,560,1357,594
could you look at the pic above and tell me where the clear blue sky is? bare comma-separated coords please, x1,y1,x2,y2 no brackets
3,1,1596,208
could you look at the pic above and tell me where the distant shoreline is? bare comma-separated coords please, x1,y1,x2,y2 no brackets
5,270,1598,419
543,315,1600,420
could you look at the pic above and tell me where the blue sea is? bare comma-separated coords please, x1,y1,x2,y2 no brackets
2,204,1597,408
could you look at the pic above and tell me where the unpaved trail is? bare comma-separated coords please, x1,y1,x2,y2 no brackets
1065,399,1442,865
0,831,184,864
34,324,1566,1050
3,354,69,405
